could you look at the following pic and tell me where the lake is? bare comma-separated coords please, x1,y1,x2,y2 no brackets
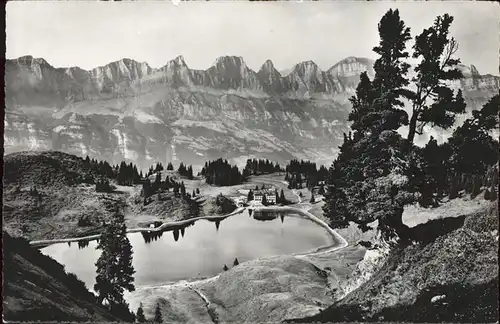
40,210,336,290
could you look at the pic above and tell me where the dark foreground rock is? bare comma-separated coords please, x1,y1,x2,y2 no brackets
2,232,122,322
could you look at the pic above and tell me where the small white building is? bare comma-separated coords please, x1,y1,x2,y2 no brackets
254,189,276,205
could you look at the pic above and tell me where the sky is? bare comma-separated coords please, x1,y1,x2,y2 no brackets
6,1,499,75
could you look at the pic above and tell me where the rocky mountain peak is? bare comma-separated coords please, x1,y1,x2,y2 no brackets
470,64,480,77
257,59,286,94
214,55,247,67
291,60,323,77
294,60,319,69
289,60,322,79
328,56,375,78
174,55,187,66
260,59,277,73
15,55,50,68
89,58,152,85
163,55,189,69
203,55,262,90
457,64,482,78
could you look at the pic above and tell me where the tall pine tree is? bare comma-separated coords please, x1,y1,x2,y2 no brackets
94,210,135,313
405,14,466,144
323,9,416,240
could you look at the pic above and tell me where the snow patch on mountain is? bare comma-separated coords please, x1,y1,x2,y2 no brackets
53,125,66,133
111,129,137,160
134,111,163,124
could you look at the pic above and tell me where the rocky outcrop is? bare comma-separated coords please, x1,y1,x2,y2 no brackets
288,202,499,323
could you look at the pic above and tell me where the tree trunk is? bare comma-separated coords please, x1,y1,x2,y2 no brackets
407,111,419,144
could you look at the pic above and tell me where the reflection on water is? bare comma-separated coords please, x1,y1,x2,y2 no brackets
141,231,164,243
41,210,335,290
78,240,90,249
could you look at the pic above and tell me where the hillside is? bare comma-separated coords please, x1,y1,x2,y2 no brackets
3,150,105,189
5,55,498,170
2,231,122,322
2,151,131,240
288,202,499,323
2,151,214,241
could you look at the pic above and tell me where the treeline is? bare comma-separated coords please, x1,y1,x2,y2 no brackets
141,173,200,205
178,163,194,179
201,159,244,186
83,157,142,187
284,159,329,190
146,162,165,177
322,9,499,241
242,158,283,177
145,162,177,177
83,157,198,193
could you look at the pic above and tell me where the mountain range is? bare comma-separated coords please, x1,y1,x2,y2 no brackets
4,55,499,170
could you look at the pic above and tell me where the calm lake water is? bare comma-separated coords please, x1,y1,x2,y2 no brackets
41,210,335,290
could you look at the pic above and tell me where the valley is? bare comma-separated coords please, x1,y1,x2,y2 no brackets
2,148,497,323
3,3,499,323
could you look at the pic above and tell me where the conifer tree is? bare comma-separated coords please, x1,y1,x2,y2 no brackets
247,189,254,201
94,211,135,311
405,14,466,144
153,303,163,323
280,189,286,204
233,258,239,266
180,182,186,197
448,95,499,176
323,9,417,240
223,264,229,271
188,165,194,179
136,303,146,323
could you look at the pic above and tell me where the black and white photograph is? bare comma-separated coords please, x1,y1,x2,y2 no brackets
2,1,499,323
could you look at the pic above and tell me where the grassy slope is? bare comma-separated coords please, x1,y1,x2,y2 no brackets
2,232,121,322
196,256,333,323
289,202,499,323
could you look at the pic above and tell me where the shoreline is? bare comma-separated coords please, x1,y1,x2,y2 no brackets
30,206,246,248
253,206,349,256
31,204,348,258
129,205,349,293
33,202,351,309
